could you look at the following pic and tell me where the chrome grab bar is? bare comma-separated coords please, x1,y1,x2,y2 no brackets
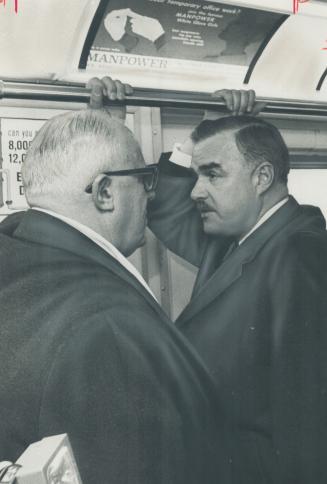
1,80,327,117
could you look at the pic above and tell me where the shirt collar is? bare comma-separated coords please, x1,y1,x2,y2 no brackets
238,196,289,245
31,207,157,301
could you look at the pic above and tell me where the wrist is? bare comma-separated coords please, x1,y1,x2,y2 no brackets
169,143,192,168
179,137,194,156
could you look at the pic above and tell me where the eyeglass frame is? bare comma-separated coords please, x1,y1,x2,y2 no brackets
85,163,159,194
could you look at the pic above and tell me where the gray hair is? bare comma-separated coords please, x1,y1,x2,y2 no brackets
22,109,142,203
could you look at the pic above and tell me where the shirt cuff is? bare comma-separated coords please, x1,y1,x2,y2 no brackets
169,143,192,168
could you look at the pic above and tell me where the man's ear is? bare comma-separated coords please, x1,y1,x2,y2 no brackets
92,174,114,211
253,162,274,195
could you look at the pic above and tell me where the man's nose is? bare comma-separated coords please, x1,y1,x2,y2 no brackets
191,178,207,201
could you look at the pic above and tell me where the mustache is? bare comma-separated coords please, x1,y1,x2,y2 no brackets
196,202,213,212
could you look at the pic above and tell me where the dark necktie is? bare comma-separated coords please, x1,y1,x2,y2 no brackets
222,240,238,261
191,240,237,298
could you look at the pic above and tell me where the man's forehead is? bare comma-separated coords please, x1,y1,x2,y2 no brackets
195,130,236,152
131,153,146,169
192,130,238,164
126,142,145,167
108,132,145,169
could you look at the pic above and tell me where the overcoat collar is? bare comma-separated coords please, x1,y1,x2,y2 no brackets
11,209,168,321
177,197,325,326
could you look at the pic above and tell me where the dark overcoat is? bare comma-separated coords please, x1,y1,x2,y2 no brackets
0,209,229,484
149,154,327,484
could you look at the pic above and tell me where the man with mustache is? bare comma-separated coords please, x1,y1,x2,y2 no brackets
86,78,327,484
148,91,327,484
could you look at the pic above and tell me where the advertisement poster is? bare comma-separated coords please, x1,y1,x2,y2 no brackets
88,0,285,83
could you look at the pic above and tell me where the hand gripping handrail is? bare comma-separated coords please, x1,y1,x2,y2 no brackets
1,80,327,118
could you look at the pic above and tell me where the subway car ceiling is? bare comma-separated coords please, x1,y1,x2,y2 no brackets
0,0,326,106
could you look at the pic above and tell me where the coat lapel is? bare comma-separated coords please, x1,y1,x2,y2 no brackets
177,241,248,325
13,210,168,320
177,197,304,326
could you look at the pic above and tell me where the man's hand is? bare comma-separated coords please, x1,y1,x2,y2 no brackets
181,89,265,156
87,77,133,121
210,89,266,116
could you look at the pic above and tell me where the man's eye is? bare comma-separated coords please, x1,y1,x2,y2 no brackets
208,171,220,180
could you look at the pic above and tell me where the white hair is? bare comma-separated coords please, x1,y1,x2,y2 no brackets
22,109,142,204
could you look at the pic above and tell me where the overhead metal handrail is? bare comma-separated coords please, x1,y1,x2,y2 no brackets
1,80,327,117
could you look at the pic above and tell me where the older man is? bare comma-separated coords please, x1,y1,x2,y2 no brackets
149,110,327,484
0,104,229,483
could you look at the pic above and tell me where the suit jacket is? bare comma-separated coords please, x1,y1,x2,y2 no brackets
148,153,327,484
0,209,229,484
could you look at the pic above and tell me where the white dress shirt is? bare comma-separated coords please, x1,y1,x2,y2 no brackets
238,197,289,245
32,207,157,301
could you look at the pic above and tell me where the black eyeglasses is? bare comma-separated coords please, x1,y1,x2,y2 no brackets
85,164,159,194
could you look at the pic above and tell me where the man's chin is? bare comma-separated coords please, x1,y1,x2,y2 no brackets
201,217,215,234
202,218,224,236
138,235,146,247
134,233,147,250
124,233,146,257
